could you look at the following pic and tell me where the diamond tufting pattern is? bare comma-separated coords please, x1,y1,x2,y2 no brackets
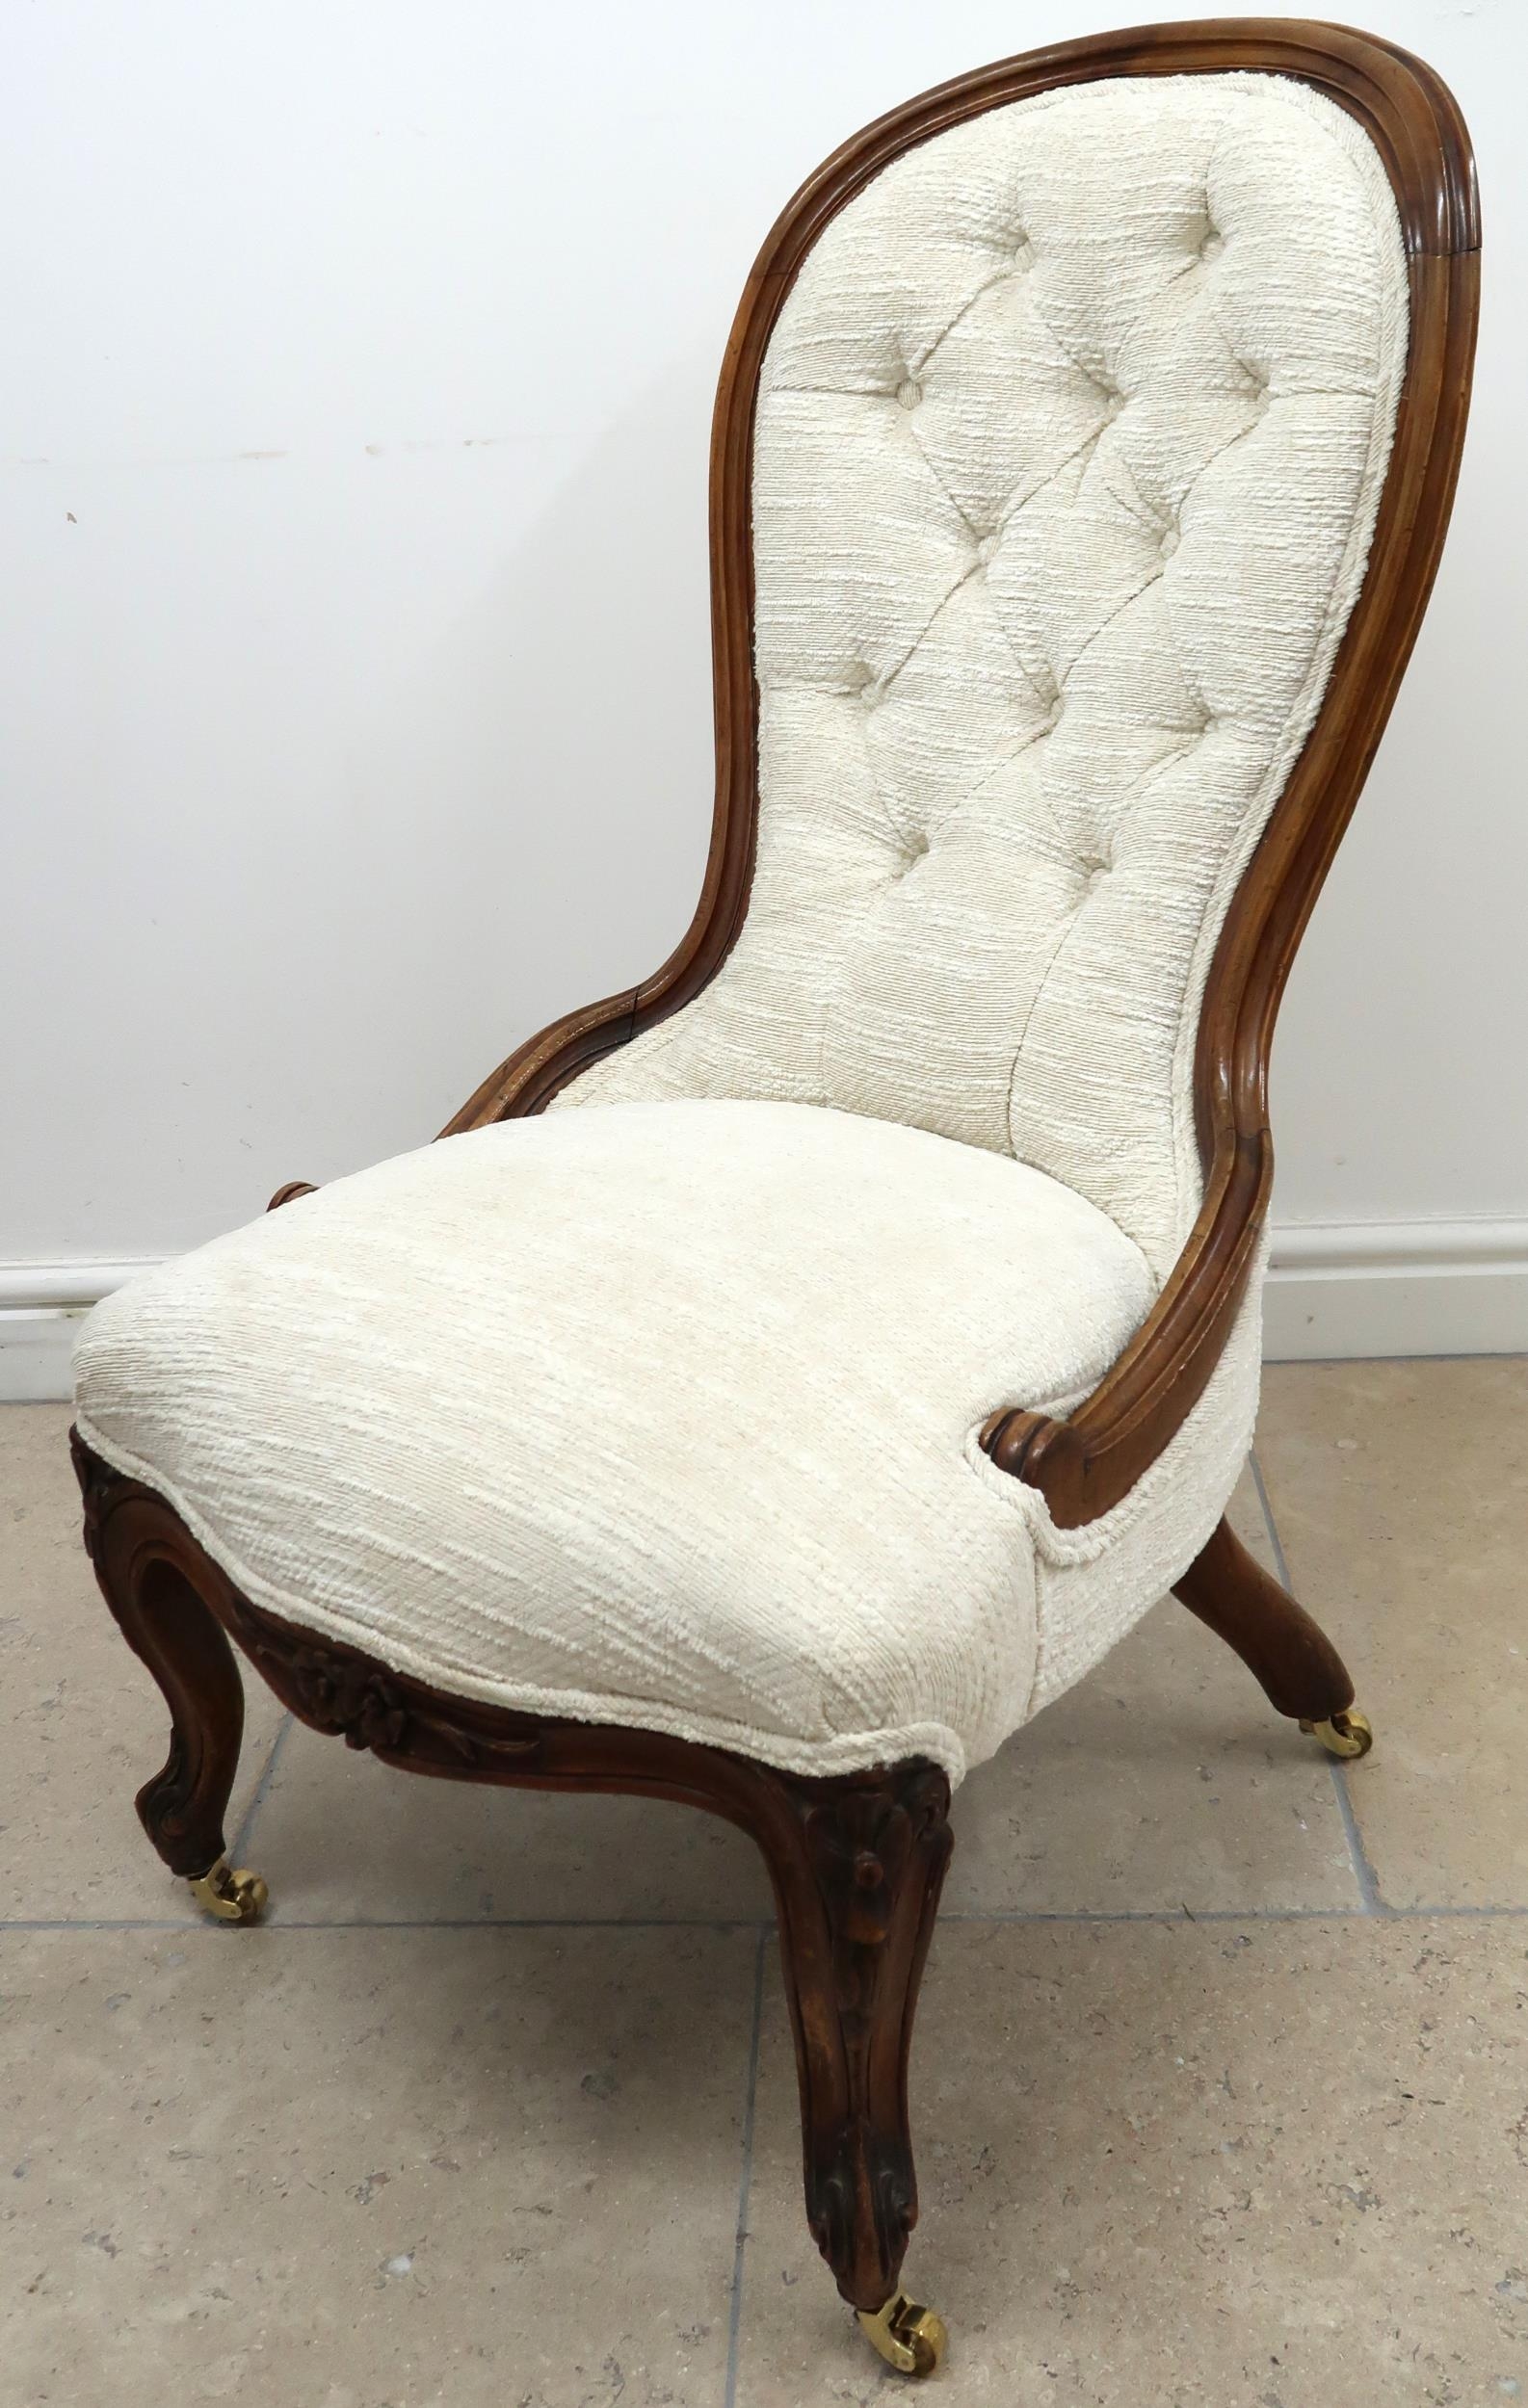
560,73,1409,1275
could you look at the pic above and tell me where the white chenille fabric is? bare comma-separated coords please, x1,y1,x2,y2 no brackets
76,1103,1159,1783
560,74,1409,1276
75,72,1409,1784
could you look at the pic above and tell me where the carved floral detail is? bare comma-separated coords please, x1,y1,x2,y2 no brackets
262,1643,411,1753
220,1602,541,1774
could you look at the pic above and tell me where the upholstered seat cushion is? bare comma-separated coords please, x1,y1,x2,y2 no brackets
72,1098,1193,1782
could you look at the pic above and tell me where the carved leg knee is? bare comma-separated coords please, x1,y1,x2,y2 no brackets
1172,1514,1370,1754
71,1431,269,1917
757,1759,952,2372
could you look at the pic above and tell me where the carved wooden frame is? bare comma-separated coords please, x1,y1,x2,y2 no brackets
443,18,1480,1531
74,19,1477,2362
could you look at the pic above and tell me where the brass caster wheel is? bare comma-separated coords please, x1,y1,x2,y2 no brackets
1300,1708,1374,1762
856,2291,947,2378
187,1856,269,1924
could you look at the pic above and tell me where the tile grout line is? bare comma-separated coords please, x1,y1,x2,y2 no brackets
0,1914,779,1934
724,1928,768,2408
1250,1448,1384,1916
265,1913,774,1932
228,1711,294,1866
1256,1348,1514,1369
10,1904,1528,1936
1325,1759,1386,1913
940,1901,1528,1924
1248,1447,1295,1599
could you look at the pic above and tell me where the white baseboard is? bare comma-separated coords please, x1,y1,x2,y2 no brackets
0,1310,87,1401
3,1226,1525,1403
0,1262,155,1404
1263,1218,1528,1361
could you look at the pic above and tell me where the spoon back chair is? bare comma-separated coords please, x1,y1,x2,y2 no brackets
71,17,1477,2379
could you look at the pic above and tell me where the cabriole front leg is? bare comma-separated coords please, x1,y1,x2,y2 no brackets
758,1757,953,2377
69,1431,269,1922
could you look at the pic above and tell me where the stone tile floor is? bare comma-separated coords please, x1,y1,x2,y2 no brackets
3,1362,1525,2405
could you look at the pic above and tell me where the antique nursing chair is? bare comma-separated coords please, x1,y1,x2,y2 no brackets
71,20,1476,2382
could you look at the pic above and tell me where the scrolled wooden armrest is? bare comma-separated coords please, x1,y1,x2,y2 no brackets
980,1126,1271,1530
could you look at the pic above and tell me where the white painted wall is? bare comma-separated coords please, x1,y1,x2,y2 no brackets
4,2,1524,1372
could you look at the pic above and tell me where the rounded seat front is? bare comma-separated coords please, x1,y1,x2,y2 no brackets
73,1098,1156,1782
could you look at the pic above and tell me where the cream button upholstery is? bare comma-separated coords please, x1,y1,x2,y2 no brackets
897,829,930,874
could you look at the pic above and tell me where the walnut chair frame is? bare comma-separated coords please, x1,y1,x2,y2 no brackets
73,19,1477,2381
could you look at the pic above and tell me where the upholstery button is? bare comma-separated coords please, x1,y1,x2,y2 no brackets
1011,233,1035,272
975,533,997,566
895,377,922,410
1199,226,1225,262
1159,523,1179,560
899,829,930,874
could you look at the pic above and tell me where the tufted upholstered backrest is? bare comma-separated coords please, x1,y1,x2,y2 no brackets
557,72,1410,1275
